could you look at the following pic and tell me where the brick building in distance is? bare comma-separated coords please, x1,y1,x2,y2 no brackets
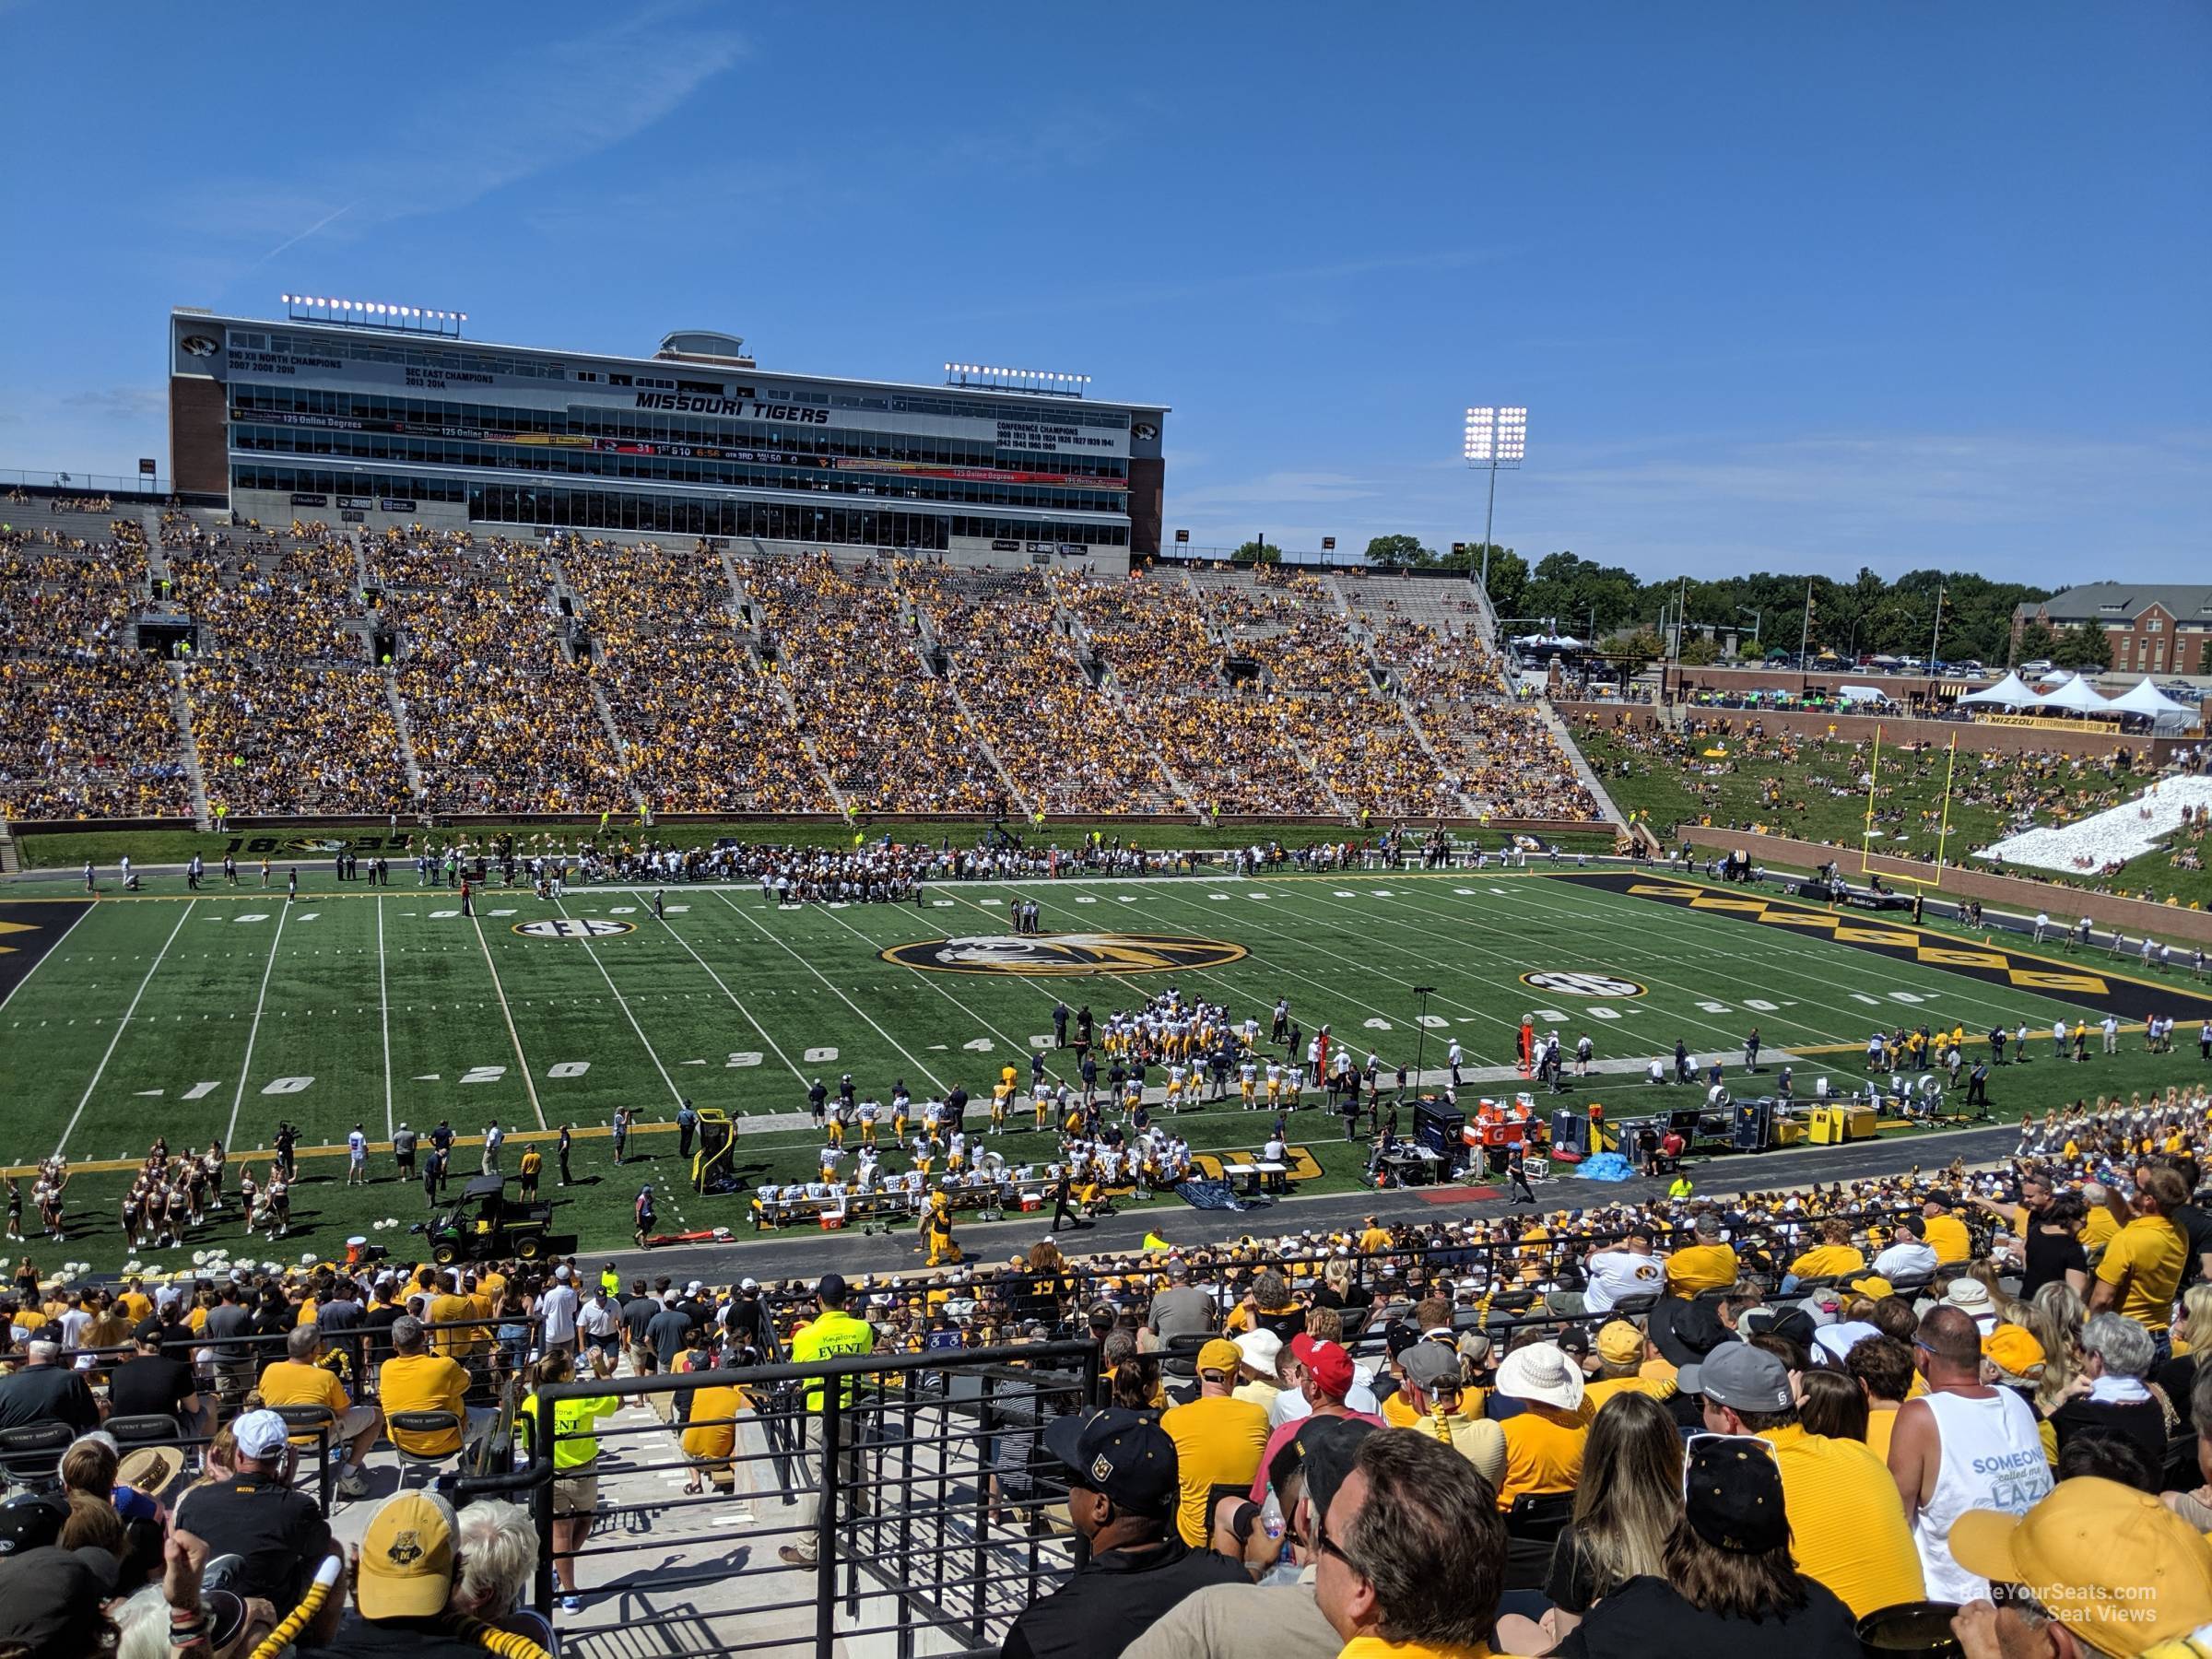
2012,582,2212,677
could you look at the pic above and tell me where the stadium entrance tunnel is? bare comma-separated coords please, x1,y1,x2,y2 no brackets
1557,871,2212,1023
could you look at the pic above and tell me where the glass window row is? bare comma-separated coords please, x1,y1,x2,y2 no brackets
230,424,1129,513
228,465,1126,548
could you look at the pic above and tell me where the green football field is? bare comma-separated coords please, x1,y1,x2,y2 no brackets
4,863,2209,1271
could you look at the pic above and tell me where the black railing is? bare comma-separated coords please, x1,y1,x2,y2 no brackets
512,1339,1100,1658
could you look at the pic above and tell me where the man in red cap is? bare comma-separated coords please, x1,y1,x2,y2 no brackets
1249,1335,1383,1504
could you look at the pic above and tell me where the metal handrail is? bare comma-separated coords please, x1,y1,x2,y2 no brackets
524,1339,1100,1656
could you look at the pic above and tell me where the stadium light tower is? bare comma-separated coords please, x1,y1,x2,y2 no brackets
1462,406,1527,597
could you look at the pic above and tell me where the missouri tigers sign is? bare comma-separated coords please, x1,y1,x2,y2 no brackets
880,933,1248,977
1519,971,1648,1000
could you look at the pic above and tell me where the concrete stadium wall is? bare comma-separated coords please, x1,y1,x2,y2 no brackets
1678,827,2212,947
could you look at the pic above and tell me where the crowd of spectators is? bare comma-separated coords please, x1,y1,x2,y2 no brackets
747,551,1006,814
384,535,631,817
1,526,1619,830
0,524,193,819
914,565,1182,815
562,536,825,814
6,1067,2212,1651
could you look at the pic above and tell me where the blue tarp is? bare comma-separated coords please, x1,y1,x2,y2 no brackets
1571,1152,1637,1182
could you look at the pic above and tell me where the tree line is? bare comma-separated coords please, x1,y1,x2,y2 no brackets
1334,537,2081,668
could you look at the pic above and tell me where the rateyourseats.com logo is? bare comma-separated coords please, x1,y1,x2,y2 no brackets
880,933,1249,976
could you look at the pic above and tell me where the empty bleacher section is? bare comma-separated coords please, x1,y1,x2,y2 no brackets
0,506,1604,827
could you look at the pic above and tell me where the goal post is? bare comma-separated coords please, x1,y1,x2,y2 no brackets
1861,726,1958,889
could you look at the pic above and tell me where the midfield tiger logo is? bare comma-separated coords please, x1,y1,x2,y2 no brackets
880,933,1248,976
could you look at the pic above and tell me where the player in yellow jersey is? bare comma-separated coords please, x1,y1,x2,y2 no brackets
992,1080,1012,1131
826,1111,844,1150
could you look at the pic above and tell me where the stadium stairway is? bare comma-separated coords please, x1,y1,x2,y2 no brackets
1531,695,1629,830
378,669,428,806
1387,688,1483,818
935,663,1036,819
1050,586,1206,820
164,661,214,829
582,676,652,820
763,658,853,818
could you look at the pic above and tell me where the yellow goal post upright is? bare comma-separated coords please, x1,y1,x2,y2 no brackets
1861,724,1959,888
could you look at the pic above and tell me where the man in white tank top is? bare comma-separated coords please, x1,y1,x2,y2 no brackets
1887,1305,2053,1604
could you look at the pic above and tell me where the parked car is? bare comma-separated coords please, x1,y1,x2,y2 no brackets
2019,659,2054,677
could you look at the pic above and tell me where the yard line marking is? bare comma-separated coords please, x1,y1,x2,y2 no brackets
647,911,806,1088
551,898,685,1105
0,905,94,1018
706,888,948,1091
377,898,394,1140
223,900,290,1148
53,901,194,1159
469,910,547,1130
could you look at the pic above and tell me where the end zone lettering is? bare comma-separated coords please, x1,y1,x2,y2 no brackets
634,392,828,422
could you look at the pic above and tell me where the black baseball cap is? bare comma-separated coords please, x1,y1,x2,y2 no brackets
0,1544,121,1656
817,1273,848,1305
1265,1412,1376,1510
1683,1433,1788,1555
1042,1408,1179,1518
0,1492,65,1557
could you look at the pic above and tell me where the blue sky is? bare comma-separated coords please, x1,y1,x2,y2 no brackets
1,1,2205,584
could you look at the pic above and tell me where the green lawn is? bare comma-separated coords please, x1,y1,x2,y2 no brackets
4,865,2206,1272
1574,722,2212,910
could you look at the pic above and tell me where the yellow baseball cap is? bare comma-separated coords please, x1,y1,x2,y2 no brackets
1196,1338,1242,1378
357,1491,457,1619
1595,1322,1645,1366
1951,1477,2212,1657
1982,1324,2048,1382
1846,1275,1895,1300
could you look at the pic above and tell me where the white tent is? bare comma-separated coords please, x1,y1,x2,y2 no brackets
2106,677,2195,725
1957,671,2034,708
2032,677,2112,713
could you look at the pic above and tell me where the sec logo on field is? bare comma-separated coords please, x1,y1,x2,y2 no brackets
513,918,637,940
880,933,1248,976
1519,971,1647,1000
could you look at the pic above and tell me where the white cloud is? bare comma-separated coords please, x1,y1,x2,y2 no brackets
63,387,167,420
180,6,746,268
